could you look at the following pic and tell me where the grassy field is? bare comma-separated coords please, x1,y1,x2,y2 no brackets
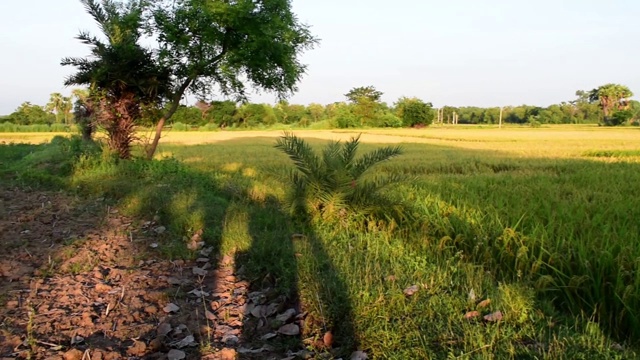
2,126,640,358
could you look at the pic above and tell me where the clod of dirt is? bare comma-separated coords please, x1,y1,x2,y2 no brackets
63,348,84,360
323,331,334,348
477,299,491,309
127,340,147,356
218,348,237,360
464,311,481,320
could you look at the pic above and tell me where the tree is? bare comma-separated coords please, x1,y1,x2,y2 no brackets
7,102,55,125
345,86,383,103
45,92,71,123
144,0,318,159
588,84,634,124
344,87,384,126
63,0,171,159
395,97,434,127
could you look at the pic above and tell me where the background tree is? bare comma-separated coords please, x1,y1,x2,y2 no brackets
345,86,383,103
345,86,384,126
44,92,69,123
63,0,171,159
588,84,634,125
395,97,434,127
144,0,318,159
6,102,55,125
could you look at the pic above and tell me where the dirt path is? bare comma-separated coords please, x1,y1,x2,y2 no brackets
0,190,309,360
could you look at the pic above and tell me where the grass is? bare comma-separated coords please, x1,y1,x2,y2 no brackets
1,126,640,358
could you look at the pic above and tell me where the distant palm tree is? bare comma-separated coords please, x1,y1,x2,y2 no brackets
275,132,408,224
45,92,65,124
62,0,170,158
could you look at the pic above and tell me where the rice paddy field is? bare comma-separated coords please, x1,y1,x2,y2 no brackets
2,125,640,358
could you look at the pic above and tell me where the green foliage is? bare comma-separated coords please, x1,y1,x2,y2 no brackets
150,0,318,102
275,132,406,223
605,109,634,126
345,86,383,103
5,102,56,125
170,105,202,125
395,97,434,127
206,100,237,126
374,112,403,128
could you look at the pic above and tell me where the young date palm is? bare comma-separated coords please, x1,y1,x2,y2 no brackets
275,132,408,224
62,0,170,159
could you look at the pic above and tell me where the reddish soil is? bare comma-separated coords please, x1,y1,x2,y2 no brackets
0,189,308,360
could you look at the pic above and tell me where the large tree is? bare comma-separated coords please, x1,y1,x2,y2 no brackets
144,0,317,158
588,84,634,124
344,86,383,125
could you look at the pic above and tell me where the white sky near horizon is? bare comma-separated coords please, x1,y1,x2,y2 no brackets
0,0,638,115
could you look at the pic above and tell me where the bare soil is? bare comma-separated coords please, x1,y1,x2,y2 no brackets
0,189,306,360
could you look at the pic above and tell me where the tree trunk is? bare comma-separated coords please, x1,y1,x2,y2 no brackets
146,78,193,160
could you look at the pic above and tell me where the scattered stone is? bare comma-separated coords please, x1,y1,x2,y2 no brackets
157,323,173,337
276,308,297,323
222,334,240,345
261,332,277,340
278,323,300,336
171,335,197,348
153,226,166,234
484,311,503,322
403,285,419,297
192,267,208,276
167,349,186,360
163,303,180,313
351,350,369,360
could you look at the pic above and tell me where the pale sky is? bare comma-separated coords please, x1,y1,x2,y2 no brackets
0,0,638,114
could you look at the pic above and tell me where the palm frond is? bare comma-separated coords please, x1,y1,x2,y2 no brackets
275,132,320,178
352,145,403,178
341,135,360,169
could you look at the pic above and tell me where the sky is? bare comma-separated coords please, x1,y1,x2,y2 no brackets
0,0,638,115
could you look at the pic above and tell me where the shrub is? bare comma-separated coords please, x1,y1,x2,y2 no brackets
275,132,408,225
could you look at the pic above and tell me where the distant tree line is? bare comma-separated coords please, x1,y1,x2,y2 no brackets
2,84,638,130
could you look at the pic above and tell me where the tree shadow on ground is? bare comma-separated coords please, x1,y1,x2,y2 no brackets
235,193,357,358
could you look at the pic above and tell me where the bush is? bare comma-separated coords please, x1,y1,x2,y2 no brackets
375,113,403,128
275,132,408,225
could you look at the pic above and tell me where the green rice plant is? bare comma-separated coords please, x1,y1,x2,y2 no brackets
275,132,407,224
